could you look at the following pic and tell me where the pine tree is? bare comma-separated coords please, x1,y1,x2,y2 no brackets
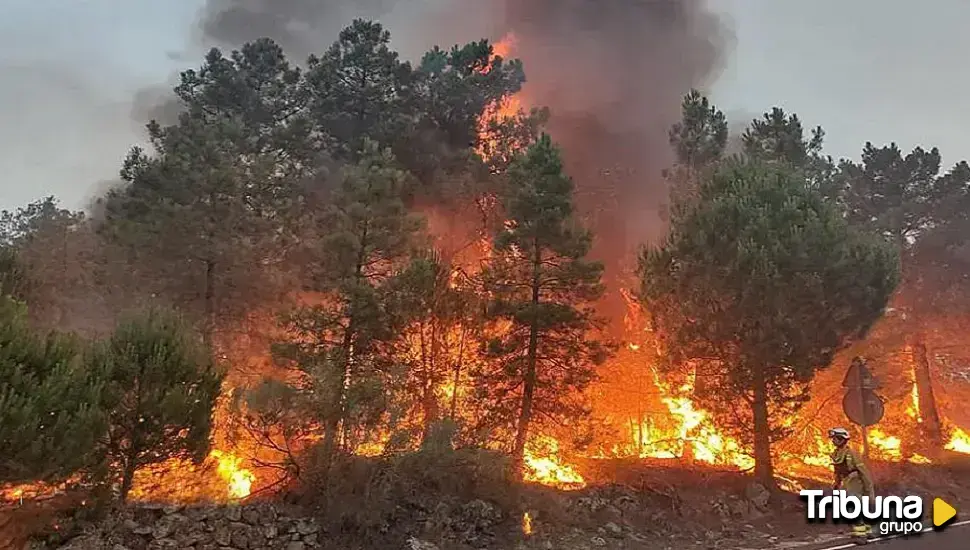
271,142,423,476
101,39,308,347
639,159,898,488
741,108,841,202
385,249,483,446
0,296,106,485
306,20,414,162
90,309,224,502
478,134,613,476
663,90,729,216
841,143,970,451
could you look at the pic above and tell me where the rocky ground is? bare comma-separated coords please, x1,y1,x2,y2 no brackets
9,455,970,550
13,484,847,550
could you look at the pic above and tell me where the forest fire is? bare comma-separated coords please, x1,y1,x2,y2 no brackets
9,28,970,517
94,50,970,504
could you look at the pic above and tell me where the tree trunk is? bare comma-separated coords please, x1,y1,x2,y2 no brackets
320,416,339,481
448,329,467,420
421,378,439,444
512,245,542,478
911,334,943,450
512,326,539,478
329,232,367,461
751,363,775,489
421,322,441,442
900,243,944,452
119,461,136,504
203,259,215,348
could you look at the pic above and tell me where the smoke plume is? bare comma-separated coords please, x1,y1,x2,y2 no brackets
497,1,730,281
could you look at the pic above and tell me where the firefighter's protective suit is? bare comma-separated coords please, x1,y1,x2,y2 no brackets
832,444,874,540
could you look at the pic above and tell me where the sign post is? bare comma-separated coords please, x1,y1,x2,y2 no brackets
842,357,884,460
857,364,870,460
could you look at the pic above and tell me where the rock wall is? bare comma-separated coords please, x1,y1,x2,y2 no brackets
49,503,323,550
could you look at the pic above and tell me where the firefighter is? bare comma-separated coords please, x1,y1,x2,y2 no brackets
829,427,874,542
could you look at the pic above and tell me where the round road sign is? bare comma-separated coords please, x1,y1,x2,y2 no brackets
842,389,885,427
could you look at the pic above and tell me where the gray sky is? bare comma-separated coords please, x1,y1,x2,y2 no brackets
2,0,969,212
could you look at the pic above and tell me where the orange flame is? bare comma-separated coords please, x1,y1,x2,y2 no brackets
476,33,524,161
211,450,255,499
868,428,902,460
946,427,970,454
522,512,533,535
523,435,586,489
906,362,923,423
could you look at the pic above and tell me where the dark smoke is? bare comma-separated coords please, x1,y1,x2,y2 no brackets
158,0,733,326
497,0,730,282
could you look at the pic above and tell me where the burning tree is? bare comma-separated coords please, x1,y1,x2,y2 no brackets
638,158,899,488
89,309,224,502
841,143,970,451
478,134,614,477
270,142,423,479
386,249,484,446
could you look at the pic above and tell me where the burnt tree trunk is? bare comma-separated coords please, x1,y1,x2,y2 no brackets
119,433,141,503
751,362,775,489
900,240,944,452
911,334,943,449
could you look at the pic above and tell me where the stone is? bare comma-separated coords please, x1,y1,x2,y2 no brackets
743,482,770,511
214,524,232,546
295,520,319,535
461,499,503,527
151,519,174,540
407,538,440,550
242,507,261,525
122,519,140,530
591,536,607,547
604,522,623,538
285,542,306,550
230,522,252,549
258,505,278,525
225,506,242,522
